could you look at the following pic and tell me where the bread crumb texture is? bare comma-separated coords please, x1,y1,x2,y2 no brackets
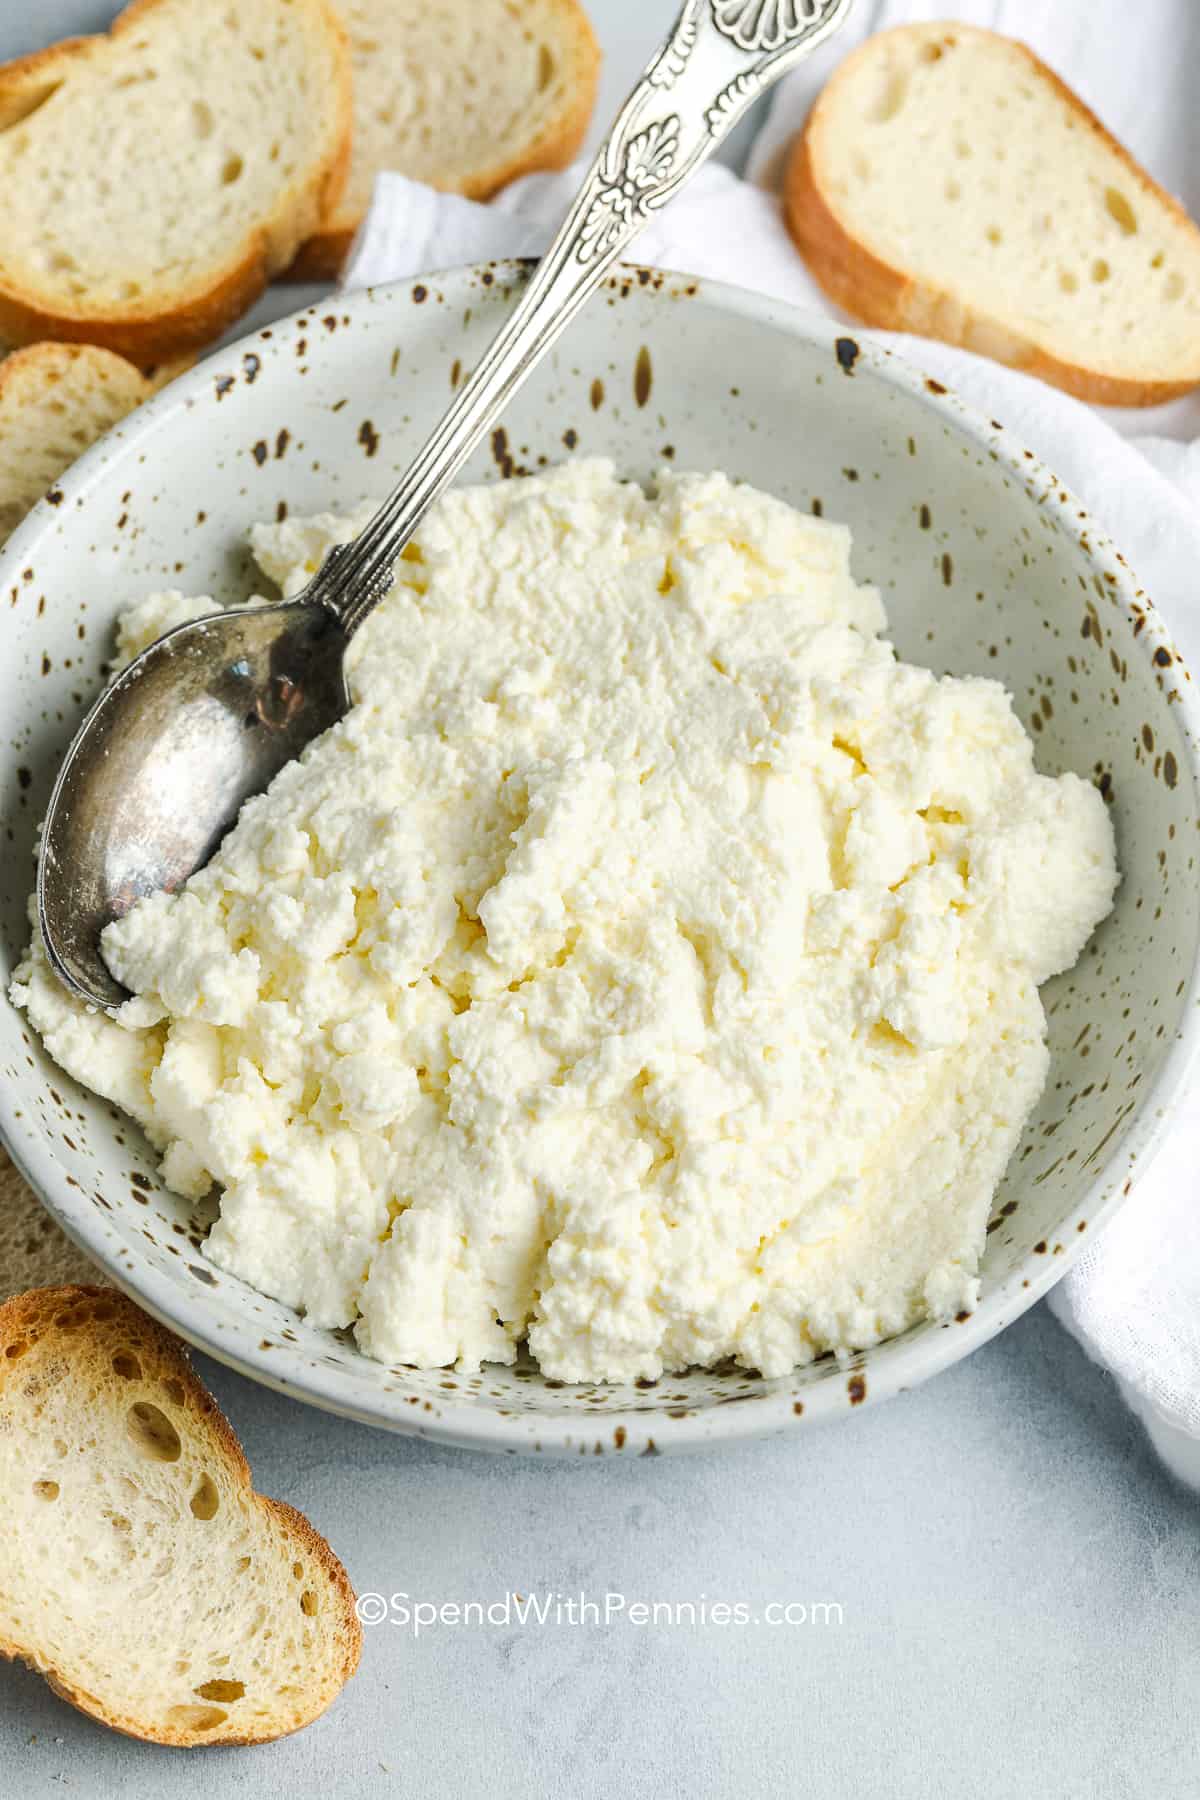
293,0,600,275
0,342,171,540
0,1286,360,1745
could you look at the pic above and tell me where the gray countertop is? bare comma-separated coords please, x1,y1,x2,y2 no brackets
1,5,1198,1796
5,1310,1199,1797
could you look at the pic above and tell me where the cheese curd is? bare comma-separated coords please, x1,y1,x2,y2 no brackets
12,461,1118,1382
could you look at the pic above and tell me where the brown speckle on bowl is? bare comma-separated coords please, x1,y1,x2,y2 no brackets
634,346,653,408
491,427,516,479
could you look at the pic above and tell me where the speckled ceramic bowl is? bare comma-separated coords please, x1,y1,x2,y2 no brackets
2,263,1199,1456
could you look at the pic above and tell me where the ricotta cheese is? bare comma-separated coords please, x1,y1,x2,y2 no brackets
12,461,1118,1383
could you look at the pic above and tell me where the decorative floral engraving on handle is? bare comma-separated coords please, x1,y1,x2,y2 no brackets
711,0,823,51
313,0,852,630
577,117,682,264
650,10,698,86
705,70,762,137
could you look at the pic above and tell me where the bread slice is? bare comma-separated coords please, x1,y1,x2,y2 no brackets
785,22,1200,405
291,0,600,278
0,342,187,540
0,0,352,360
0,1285,361,1745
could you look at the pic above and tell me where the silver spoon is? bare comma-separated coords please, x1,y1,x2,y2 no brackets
38,0,852,1011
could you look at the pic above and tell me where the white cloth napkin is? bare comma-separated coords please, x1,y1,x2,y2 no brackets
341,2,1200,1486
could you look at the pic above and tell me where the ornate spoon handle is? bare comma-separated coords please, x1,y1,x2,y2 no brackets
313,0,853,635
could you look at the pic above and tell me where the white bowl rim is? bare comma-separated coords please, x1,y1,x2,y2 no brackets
3,259,1200,1455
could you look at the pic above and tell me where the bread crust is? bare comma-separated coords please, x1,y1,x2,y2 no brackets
0,340,155,403
0,1284,362,1747
288,0,601,280
0,0,353,359
784,22,1200,407
0,36,98,131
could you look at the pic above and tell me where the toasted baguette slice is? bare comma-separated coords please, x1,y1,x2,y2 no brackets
0,1286,361,1746
785,22,1200,405
0,0,352,360
0,342,186,540
291,0,600,278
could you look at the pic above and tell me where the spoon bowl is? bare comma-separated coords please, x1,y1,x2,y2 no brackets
38,600,351,1009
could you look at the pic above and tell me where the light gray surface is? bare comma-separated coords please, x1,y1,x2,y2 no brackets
0,4,1197,1796
3,1312,1199,1797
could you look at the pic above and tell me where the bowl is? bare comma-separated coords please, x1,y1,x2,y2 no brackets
3,263,1198,1456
